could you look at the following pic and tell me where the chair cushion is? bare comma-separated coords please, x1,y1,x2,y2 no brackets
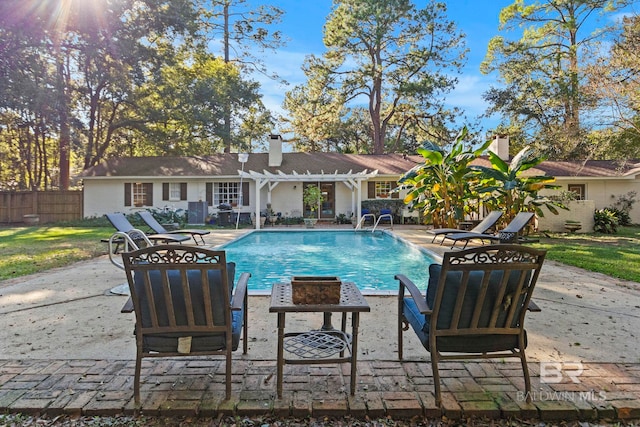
142,307,244,353
402,297,429,346
132,262,241,353
410,263,530,353
402,297,525,352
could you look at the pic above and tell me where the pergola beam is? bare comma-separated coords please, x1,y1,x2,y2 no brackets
240,169,378,182
238,169,379,229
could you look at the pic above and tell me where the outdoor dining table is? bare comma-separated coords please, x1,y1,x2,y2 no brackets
269,281,370,398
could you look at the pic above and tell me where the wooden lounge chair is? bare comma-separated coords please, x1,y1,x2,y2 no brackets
138,210,210,245
396,244,546,406
121,245,250,404
443,211,535,249
426,211,503,244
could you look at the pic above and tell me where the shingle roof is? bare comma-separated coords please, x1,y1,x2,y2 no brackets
78,153,640,179
79,153,425,178
468,158,640,178
532,160,640,178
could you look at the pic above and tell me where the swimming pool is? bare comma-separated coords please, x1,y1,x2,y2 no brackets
219,230,438,294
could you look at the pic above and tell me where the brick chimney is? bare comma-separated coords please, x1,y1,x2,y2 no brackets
489,135,509,160
269,134,283,167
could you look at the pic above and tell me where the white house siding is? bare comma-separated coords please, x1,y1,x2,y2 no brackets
336,182,356,217
267,183,301,217
83,179,125,218
84,178,199,218
84,175,640,226
83,176,404,222
83,178,252,219
536,200,596,233
549,178,640,225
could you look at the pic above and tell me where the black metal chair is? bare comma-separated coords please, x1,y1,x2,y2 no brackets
396,244,546,405
121,245,250,404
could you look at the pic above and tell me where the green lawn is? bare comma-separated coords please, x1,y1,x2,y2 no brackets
2,224,640,284
0,226,112,280
531,226,640,283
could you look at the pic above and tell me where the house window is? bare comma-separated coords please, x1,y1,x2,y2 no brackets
214,182,240,205
568,184,585,200
367,181,398,199
133,183,147,207
204,181,250,207
375,182,392,198
124,183,153,207
169,183,181,200
162,182,187,201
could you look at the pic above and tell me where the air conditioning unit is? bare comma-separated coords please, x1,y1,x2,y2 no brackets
187,201,208,225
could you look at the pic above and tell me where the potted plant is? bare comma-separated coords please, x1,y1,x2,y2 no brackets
303,184,323,228
266,203,278,226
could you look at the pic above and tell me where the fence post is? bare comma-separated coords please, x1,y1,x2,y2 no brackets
5,192,10,223
32,188,38,215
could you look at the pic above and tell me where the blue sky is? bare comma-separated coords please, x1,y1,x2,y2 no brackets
242,0,636,138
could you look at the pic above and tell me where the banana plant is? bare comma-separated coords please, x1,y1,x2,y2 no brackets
470,145,564,225
398,127,491,228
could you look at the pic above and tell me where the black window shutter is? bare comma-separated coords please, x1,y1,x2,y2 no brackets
368,182,375,198
162,183,169,200
145,183,153,206
206,183,213,206
391,183,399,199
124,183,131,206
242,182,249,206
180,183,187,200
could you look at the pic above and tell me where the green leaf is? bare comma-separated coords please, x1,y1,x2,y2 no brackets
487,151,509,173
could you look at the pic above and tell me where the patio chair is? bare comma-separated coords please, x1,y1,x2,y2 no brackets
138,210,210,245
105,213,190,250
443,211,535,249
396,244,546,406
121,245,250,404
426,211,503,244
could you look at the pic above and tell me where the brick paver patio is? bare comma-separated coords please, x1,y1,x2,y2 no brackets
1,358,639,422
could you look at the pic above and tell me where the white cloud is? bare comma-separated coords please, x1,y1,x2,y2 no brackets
249,48,310,122
446,74,495,115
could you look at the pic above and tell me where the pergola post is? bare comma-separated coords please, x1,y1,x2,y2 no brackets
356,179,363,222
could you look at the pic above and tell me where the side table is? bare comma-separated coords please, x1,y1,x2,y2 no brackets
269,281,370,397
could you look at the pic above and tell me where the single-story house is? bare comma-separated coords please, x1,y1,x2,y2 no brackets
78,135,640,230
79,135,421,228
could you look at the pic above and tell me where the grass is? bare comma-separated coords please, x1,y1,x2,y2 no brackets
531,225,640,283
0,225,112,280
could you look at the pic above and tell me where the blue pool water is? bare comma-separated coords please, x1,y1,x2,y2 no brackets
219,230,438,293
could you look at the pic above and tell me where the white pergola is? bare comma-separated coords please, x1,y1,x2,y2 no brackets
238,168,379,229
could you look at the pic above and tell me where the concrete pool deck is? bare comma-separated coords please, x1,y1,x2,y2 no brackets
1,225,639,420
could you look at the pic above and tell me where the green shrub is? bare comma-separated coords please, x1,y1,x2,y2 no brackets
607,207,631,226
594,208,619,233
146,207,187,226
609,191,637,226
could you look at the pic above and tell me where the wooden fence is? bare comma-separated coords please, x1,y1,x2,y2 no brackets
0,191,83,224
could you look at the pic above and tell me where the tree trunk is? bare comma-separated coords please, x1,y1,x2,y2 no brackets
222,1,232,153
57,50,70,190
567,27,580,141
369,65,384,154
